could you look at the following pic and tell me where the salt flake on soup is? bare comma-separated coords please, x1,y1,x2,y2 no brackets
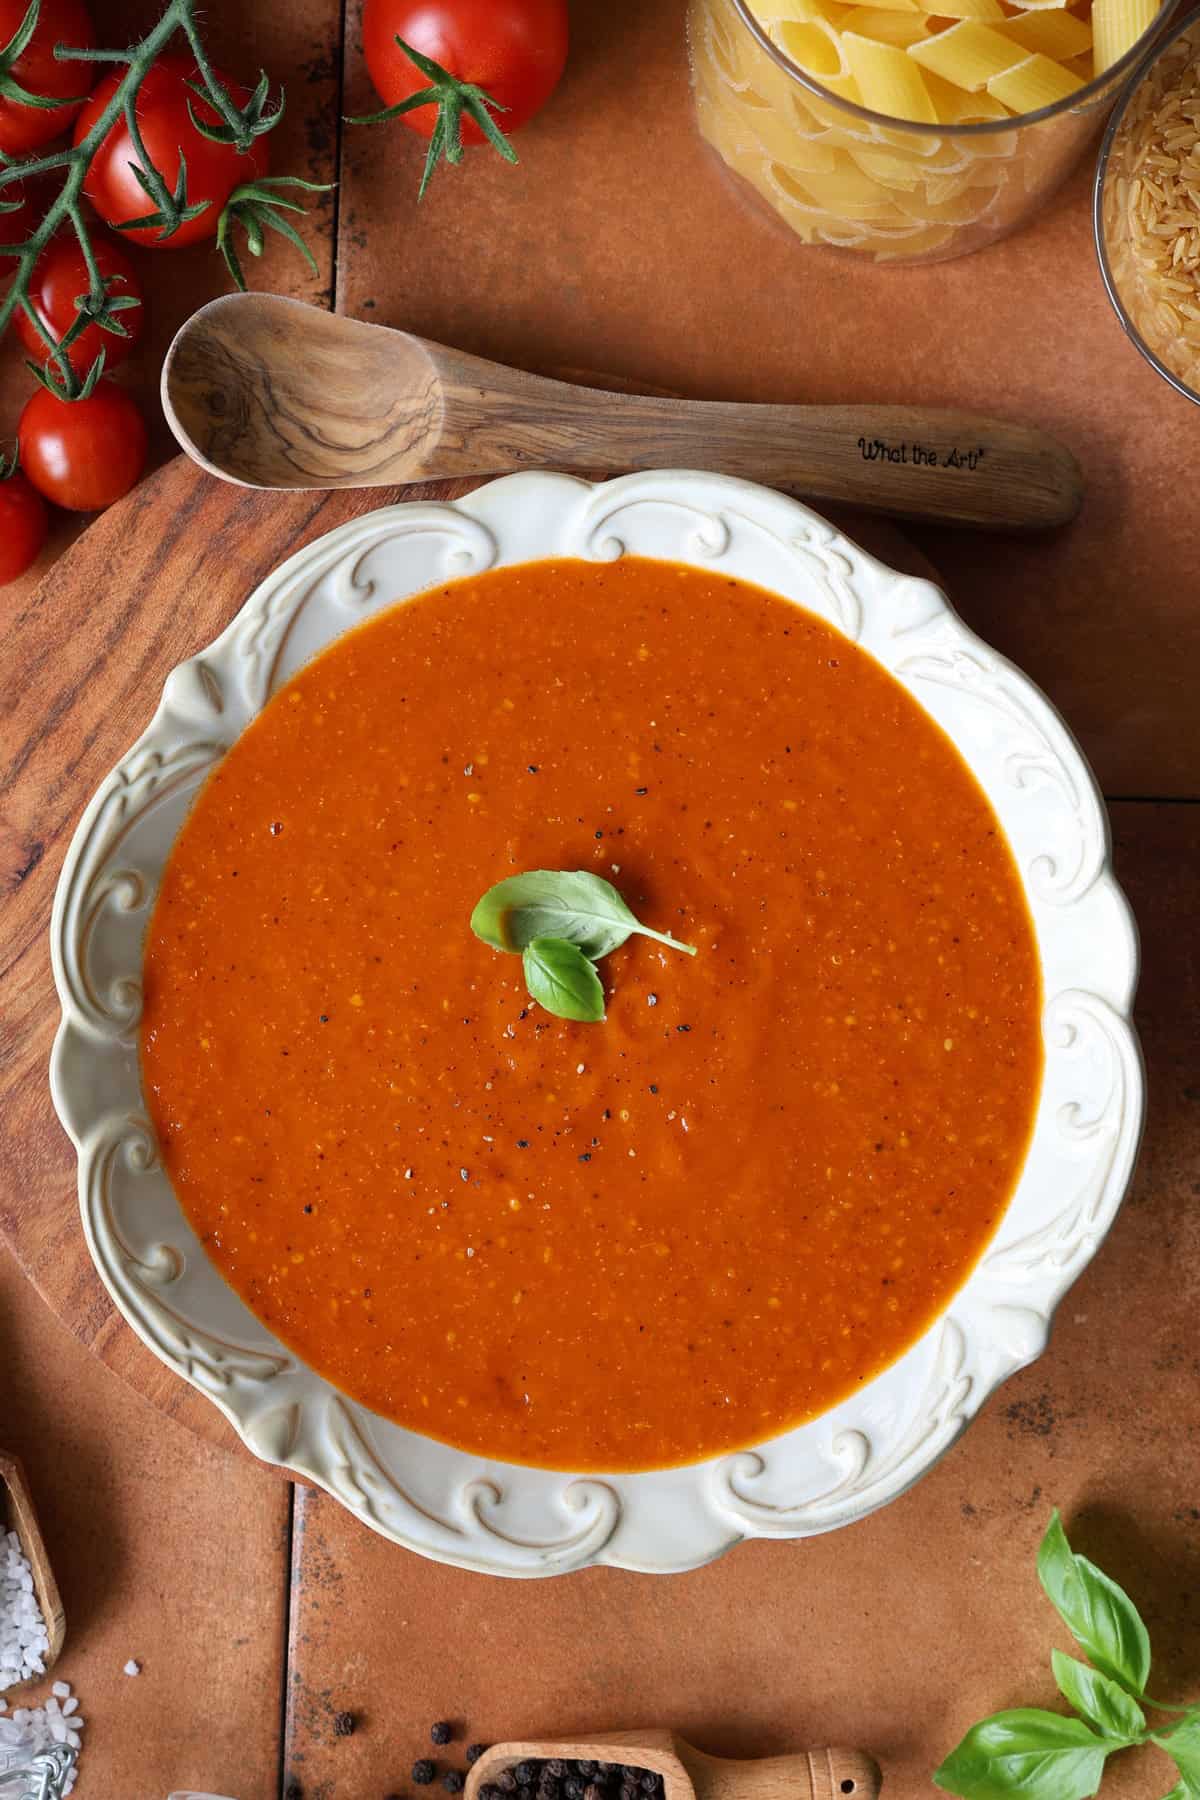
140,556,1042,1472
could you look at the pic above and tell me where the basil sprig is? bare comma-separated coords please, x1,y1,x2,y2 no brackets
471,869,695,1022
472,868,697,960
936,1510,1200,1800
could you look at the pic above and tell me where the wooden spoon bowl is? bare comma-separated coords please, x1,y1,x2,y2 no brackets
467,1730,880,1800
0,1451,65,1691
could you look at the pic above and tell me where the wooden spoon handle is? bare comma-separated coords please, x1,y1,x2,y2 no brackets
680,1744,881,1800
425,346,1079,530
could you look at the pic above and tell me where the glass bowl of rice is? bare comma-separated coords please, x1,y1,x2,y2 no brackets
1095,9,1200,402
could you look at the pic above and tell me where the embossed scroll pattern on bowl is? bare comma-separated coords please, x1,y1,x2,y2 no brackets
50,470,1142,1576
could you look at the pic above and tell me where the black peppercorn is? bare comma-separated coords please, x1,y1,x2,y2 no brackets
574,1765,597,1780
545,1764,567,1780
444,1774,465,1792
565,1781,585,1799
515,1765,537,1786
496,1773,517,1793
432,1724,454,1747
640,1776,661,1793
481,1788,505,1800
467,1747,488,1767
414,1763,437,1785
334,1712,356,1738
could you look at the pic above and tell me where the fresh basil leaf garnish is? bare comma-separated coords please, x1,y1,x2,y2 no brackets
521,936,606,1023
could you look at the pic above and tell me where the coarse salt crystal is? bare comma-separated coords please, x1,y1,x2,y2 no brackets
124,1659,141,1676
0,1675,85,1793
0,1530,49,1694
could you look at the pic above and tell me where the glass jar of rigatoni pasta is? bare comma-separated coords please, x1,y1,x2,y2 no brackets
689,0,1180,262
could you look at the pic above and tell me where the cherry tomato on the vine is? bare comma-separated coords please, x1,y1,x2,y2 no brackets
15,233,145,375
18,382,147,512
362,0,568,144
0,0,95,156
74,54,269,249
0,470,49,584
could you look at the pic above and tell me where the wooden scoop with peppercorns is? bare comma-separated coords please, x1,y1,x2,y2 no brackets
465,1732,879,1800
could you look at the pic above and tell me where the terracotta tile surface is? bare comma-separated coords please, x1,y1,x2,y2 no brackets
1,1249,289,1800
4,0,1200,1793
337,0,1198,799
282,801,1198,1800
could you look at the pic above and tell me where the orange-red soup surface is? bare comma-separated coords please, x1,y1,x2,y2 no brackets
141,556,1042,1471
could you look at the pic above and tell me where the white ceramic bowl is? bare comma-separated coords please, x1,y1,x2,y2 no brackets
50,470,1142,1576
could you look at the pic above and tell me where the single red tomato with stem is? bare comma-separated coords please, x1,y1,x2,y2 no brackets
74,54,270,248
18,382,147,511
0,0,95,156
360,0,568,191
15,232,145,375
0,468,49,585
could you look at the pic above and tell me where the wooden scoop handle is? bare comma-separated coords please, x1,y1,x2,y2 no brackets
680,1743,880,1800
426,339,1081,531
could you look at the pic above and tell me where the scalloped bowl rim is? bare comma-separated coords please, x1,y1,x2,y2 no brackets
48,469,1143,1577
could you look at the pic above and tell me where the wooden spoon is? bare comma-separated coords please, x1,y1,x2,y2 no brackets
467,1730,879,1800
0,1452,65,1689
162,294,1081,531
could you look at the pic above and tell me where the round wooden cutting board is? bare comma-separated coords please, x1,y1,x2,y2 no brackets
0,455,939,1459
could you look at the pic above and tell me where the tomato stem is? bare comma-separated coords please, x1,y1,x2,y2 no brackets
345,32,518,200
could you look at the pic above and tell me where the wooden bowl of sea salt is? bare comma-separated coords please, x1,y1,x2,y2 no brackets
0,1452,65,1695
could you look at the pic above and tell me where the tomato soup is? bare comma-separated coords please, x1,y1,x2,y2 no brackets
140,557,1042,1471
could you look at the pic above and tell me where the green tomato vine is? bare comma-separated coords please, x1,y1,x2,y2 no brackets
0,0,329,400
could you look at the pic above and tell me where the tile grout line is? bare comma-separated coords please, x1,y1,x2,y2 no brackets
272,0,349,1770
328,0,351,316
1105,793,1200,804
278,1480,298,1800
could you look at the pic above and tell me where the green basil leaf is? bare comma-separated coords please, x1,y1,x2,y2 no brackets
1161,1715,1200,1789
934,1709,1111,1800
1051,1651,1145,1741
522,936,606,1023
1038,1511,1152,1695
472,869,696,960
